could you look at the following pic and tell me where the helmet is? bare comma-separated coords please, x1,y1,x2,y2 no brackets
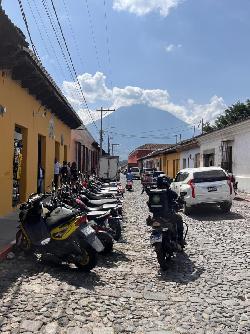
157,175,171,189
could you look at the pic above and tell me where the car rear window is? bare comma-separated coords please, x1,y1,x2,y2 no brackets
131,167,139,172
193,170,227,183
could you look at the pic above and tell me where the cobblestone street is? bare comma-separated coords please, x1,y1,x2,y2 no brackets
0,180,249,334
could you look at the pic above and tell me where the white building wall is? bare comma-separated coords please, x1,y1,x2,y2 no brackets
199,140,222,167
198,119,250,193
233,131,250,192
180,147,200,169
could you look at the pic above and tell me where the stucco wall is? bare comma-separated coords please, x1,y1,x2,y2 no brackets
180,147,200,169
199,120,250,192
162,152,180,178
0,72,71,215
232,131,250,192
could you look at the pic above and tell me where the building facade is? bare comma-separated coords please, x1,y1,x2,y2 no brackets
198,119,250,192
128,144,170,169
70,127,100,175
179,139,200,170
0,9,81,215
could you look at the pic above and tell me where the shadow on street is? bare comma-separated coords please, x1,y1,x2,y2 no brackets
98,250,130,269
157,251,205,284
186,206,245,221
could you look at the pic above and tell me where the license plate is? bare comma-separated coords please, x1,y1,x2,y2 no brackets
150,233,162,244
208,186,217,192
81,225,95,236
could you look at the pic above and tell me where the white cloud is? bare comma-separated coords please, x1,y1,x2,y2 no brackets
62,71,226,126
165,43,182,53
112,0,183,17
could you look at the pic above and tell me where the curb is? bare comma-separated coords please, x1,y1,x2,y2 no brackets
0,240,15,262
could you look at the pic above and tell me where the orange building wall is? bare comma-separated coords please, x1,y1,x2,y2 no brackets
0,71,72,215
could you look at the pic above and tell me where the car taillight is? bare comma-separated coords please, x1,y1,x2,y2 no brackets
227,177,233,195
188,179,195,198
76,215,88,226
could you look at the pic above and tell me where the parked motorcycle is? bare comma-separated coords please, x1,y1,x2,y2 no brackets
16,193,104,271
146,189,188,270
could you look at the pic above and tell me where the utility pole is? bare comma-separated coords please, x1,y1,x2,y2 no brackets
201,118,204,134
179,134,182,142
111,143,119,155
96,107,115,156
174,134,178,144
108,135,110,155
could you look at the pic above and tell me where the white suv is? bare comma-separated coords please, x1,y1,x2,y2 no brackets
171,167,234,214
130,167,141,180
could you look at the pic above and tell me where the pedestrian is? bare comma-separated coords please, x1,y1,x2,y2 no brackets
54,158,60,189
60,161,68,185
37,163,45,193
67,162,71,182
70,161,78,183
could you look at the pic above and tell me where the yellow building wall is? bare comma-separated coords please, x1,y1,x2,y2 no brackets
162,152,180,178
0,71,71,216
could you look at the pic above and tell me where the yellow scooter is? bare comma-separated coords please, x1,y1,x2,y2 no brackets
16,194,104,271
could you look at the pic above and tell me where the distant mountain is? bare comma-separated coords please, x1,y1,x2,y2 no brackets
87,105,193,160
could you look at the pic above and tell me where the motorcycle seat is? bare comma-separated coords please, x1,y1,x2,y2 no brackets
87,210,110,220
89,198,118,205
46,208,76,228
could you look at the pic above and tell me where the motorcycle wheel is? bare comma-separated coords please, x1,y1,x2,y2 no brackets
16,230,31,253
154,243,170,271
74,246,97,272
108,220,122,241
97,232,113,255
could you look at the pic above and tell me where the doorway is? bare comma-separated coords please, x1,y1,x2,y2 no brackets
38,135,46,193
64,145,67,162
55,141,60,162
12,125,27,206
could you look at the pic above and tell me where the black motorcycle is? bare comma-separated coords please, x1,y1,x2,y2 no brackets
146,189,188,270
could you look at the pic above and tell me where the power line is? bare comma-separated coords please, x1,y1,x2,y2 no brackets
84,0,101,70
17,0,39,58
103,0,113,87
49,0,98,131
61,0,86,72
41,0,75,81
26,0,66,81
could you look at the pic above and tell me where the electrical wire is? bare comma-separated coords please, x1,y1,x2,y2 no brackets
61,0,85,72
41,0,75,81
49,0,98,131
103,0,113,88
84,0,101,70
17,0,40,59
26,0,66,81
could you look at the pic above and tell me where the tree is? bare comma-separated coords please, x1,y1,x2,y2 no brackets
203,100,250,133
214,101,250,129
202,122,214,133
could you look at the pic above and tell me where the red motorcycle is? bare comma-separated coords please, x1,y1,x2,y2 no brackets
126,180,133,191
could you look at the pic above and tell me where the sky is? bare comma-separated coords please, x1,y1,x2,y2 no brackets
2,0,250,139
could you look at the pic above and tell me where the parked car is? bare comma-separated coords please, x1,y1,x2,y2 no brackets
130,167,140,179
171,167,234,215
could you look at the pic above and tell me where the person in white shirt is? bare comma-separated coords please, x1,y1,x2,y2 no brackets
54,159,61,188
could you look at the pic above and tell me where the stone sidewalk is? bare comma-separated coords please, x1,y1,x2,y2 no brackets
0,210,19,259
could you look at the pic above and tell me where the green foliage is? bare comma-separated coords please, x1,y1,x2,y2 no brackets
203,122,214,133
204,100,250,133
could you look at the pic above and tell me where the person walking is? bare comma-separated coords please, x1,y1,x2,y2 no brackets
37,163,45,193
60,161,68,185
54,158,60,189
70,161,78,183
